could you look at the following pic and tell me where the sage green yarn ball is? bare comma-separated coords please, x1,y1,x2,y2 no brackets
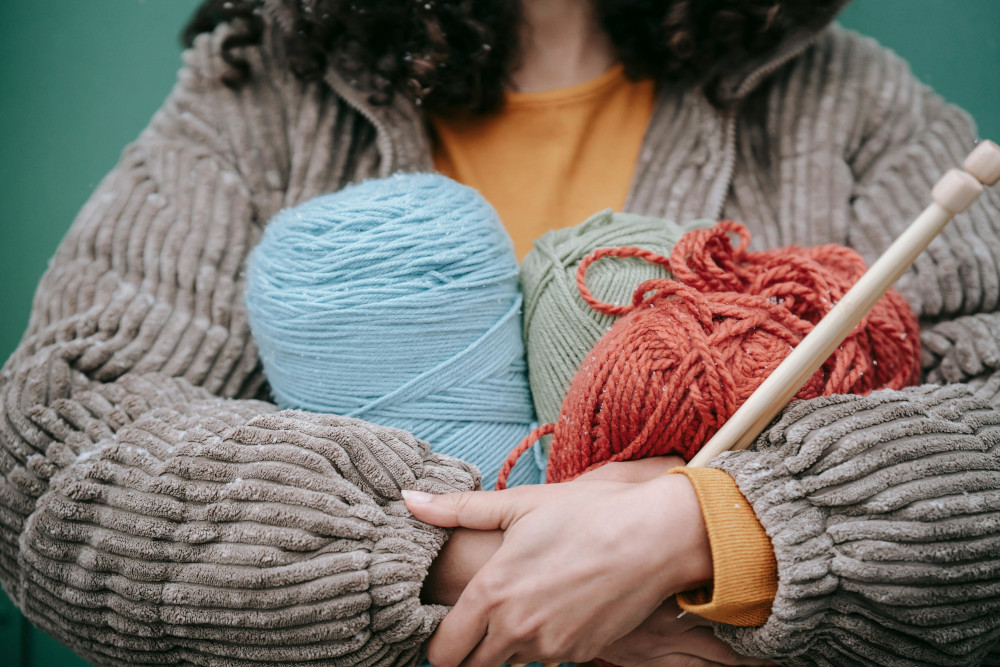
521,209,711,434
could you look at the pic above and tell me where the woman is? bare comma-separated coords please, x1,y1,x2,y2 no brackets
1,0,998,665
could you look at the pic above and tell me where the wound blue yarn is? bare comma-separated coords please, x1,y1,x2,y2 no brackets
245,173,544,488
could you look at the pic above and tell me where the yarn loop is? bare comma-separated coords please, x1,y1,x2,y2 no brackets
499,221,921,488
520,210,709,428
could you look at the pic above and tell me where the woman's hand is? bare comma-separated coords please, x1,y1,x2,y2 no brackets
420,457,685,606
404,474,712,666
599,599,771,667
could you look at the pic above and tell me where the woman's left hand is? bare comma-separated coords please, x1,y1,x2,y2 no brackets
403,473,713,666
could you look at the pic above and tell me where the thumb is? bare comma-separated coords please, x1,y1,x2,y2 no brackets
402,488,534,530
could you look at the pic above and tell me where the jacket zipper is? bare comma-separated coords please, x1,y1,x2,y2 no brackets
708,34,824,221
324,70,398,177
709,111,739,221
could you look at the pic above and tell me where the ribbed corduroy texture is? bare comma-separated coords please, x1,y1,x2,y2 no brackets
520,210,709,428
2,6,1000,664
24,377,477,666
0,22,480,667
246,173,543,489
712,385,1000,666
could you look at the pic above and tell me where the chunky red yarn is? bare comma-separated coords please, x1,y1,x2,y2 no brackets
498,221,921,489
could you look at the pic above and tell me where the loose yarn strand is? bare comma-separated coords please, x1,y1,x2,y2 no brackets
501,220,921,488
575,246,674,316
521,211,707,428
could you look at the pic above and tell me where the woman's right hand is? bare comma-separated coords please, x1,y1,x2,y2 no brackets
422,456,686,606
599,599,772,667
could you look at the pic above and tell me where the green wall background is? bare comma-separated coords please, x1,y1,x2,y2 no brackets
0,1,998,664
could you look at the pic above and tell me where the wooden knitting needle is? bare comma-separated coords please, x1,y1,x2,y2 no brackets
688,139,1000,468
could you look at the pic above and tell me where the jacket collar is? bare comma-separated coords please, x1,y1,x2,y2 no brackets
713,0,852,104
323,67,434,176
310,0,852,174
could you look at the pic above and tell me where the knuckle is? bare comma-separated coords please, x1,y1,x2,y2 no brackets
568,638,601,664
538,629,593,663
535,638,561,662
471,569,505,599
507,614,542,644
447,492,473,515
462,579,491,610
465,571,512,615
568,648,599,664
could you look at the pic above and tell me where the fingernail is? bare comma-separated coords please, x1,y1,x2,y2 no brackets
401,489,433,503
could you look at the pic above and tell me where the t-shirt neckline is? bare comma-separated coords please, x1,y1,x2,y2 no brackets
504,63,628,108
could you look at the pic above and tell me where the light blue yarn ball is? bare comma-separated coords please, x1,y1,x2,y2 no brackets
245,173,544,488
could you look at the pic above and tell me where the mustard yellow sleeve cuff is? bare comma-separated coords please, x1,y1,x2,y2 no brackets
669,467,777,627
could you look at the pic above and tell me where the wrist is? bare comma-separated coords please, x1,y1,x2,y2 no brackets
642,474,713,595
421,527,503,606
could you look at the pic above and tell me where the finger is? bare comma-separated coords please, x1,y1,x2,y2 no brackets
403,487,535,530
657,654,772,667
652,656,727,667
426,587,490,667
599,608,678,665
614,597,710,641
599,601,749,667
676,627,774,666
460,629,516,667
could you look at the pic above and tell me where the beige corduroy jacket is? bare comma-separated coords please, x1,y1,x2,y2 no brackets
2,5,1000,666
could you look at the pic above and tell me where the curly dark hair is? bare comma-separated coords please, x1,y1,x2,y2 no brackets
183,0,844,114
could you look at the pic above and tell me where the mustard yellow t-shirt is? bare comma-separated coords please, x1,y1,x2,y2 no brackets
432,64,656,260
431,66,778,627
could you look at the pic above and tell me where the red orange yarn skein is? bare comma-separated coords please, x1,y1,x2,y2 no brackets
498,221,921,489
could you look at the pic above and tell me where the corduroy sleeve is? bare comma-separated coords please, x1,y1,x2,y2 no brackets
0,21,478,667
709,384,1000,666
671,467,777,626
702,30,1000,666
